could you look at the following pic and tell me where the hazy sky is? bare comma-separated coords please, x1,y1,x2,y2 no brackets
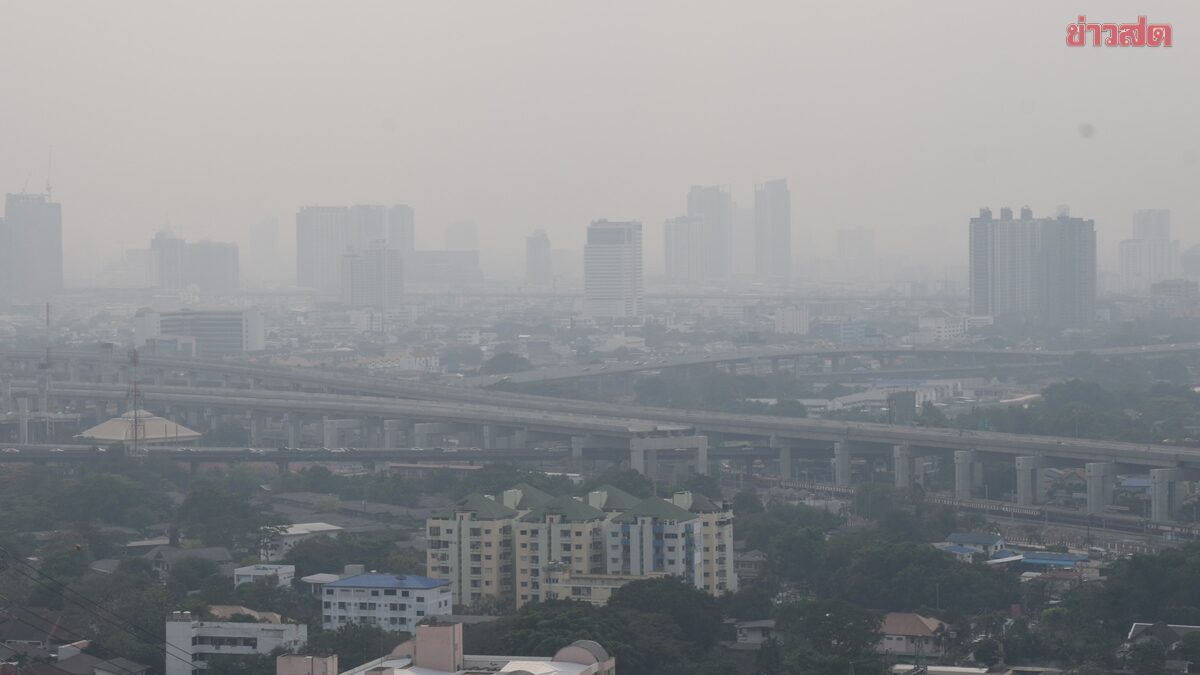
1,1,1197,282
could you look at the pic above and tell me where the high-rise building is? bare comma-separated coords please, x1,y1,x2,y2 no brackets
603,492,737,596
1120,209,1178,292
445,221,479,251
296,206,351,292
837,227,875,260
663,216,705,283
2,193,63,302
148,232,238,293
969,206,1096,327
425,494,517,607
388,205,416,255
686,185,733,279
340,241,404,319
185,241,240,294
584,219,643,320
514,494,608,609
525,230,552,286
754,179,791,279
297,205,414,292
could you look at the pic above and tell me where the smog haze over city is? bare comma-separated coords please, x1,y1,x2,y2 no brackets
2,3,1200,675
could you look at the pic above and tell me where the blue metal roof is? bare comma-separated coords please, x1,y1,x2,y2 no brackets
325,573,448,590
1022,552,1087,567
947,532,1002,546
940,545,978,555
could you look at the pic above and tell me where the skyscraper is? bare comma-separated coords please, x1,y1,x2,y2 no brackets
1120,209,1178,292
686,185,733,279
663,216,705,283
754,179,791,279
2,193,63,302
584,220,643,320
836,227,875,260
445,221,479,251
341,241,404,323
387,205,416,255
296,204,414,293
296,206,351,292
184,241,240,294
969,206,1096,327
525,230,552,286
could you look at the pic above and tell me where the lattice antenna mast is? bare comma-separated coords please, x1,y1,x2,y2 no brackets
128,349,144,456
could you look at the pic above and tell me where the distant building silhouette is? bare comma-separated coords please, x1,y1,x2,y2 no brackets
1,192,63,303
1119,209,1178,292
969,206,1096,327
836,226,875,260
584,220,643,320
296,204,413,293
525,229,553,286
445,221,478,251
341,241,404,321
754,179,791,279
686,185,733,279
663,216,705,283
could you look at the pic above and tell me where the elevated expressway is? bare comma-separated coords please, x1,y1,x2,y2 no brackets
4,344,1200,522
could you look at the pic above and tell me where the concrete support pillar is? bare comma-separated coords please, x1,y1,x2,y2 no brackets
481,424,497,450
954,450,980,500
0,377,10,413
323,417,338,450
286,414,303,448
833,440,852,487
513,428,529,449
695,435,709,476
383,419,409,449
771,436,794,481
248,413,263,447
1015,456,1045,506
1149,468,1198,522
894,444,914,490
1085,462,1116,515
572,436,586,471
18,398,30,445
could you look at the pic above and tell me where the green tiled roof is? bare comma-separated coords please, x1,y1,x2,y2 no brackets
612,497,698,524
508,483,555,509
520,495,607,523
589,484,642,511
435,493,518,520
683,492,722,513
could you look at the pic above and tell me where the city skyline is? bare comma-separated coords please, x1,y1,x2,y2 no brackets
2,2,1197,284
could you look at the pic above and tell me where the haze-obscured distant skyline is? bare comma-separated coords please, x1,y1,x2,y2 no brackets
1,1,1196,284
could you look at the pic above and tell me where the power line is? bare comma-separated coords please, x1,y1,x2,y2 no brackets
0,591,145,675
0,546,196,671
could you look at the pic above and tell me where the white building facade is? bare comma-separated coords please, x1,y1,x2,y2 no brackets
165,611,307,675
319,573,452,631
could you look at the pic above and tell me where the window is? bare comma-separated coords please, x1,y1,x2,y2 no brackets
383,589,396,596
323,601,331,608
371,590,379,596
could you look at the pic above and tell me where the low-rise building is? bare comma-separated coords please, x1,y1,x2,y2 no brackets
234,564,295,588
320,573,452,631
877,612,949,658
944,532,1006,557
735,620,777,647
356,622,616,675
262,523,343,561
165,610,307,675
541,564,663,606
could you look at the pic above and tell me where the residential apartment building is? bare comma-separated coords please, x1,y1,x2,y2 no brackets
425,494,517,607
514,495,608,608
426,485,736,609
584,220,643,320
165,611,306,675
969,206,1096,328
525,230,553,286
1119,209,1178,292
340,242,404,319
319,573,451,631
604,492,737,596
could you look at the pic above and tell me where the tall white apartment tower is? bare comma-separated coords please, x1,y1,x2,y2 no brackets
584,220,643,320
